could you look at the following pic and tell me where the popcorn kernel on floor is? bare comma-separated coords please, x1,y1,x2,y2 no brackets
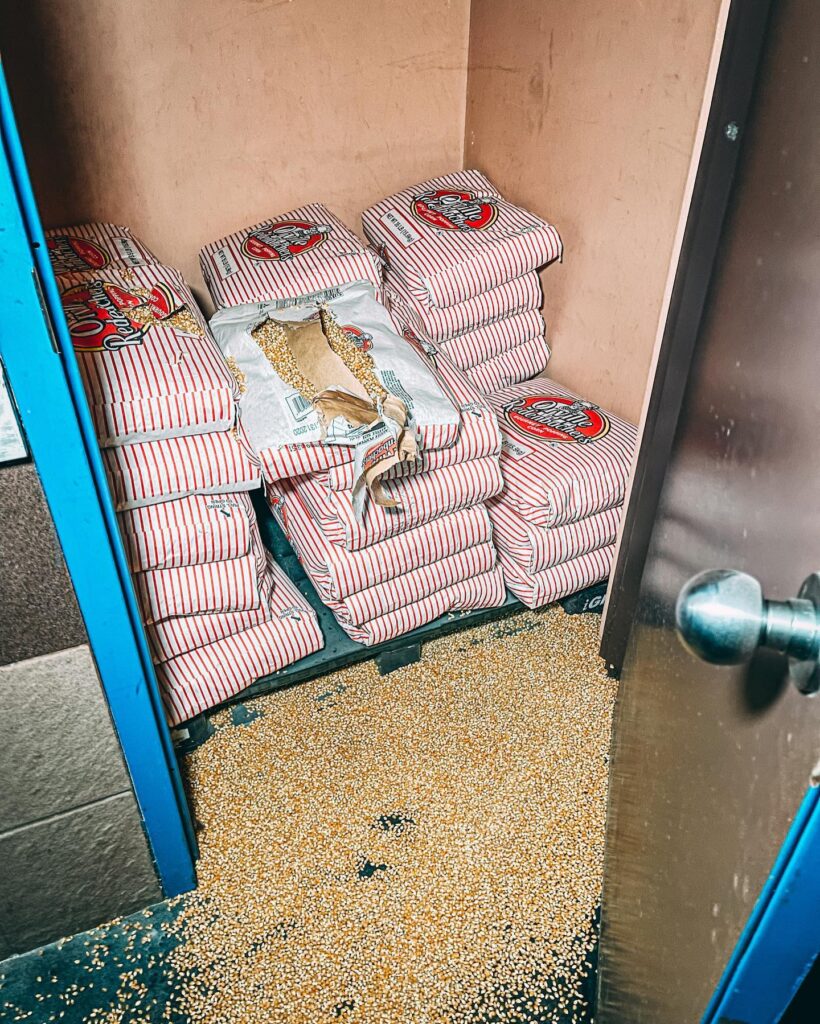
0,606,616,1024
177,606,615,1024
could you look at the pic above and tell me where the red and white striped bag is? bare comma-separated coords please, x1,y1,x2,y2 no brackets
258,441,352,486
326,544,497,627
335,567,506,646
464,334,551,395
147,549,278,663
498,545,614,609
325,399,500,490
487,501,622,574
295,457,503,551
487,379,637,527
46,223,159,278
326,337,501,488
384,270,542,344
257,414,491,489
56,264,238,445
119,492,256,572
439,310,546,370
361,169,561,309
135,529,267,623
104,422,261,510
87,389,236,448
200,204,381,310
269,479,494,598
156,560,324,725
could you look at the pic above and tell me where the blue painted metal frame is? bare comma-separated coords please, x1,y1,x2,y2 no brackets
0,64,197,897
703,787,820,1023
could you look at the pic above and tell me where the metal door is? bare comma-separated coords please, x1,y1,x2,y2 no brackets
597,1,820,1020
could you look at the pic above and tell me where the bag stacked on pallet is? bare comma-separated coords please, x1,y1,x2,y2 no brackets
361,170,561,394
483,379,637,607
203,264,507,645
200,204,383,309
48,223,323,722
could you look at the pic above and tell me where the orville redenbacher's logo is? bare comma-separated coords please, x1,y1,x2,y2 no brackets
410,188,498,232
401,326,437,359
47,235,109,273
147,282,185,321
341,325,373,353
242,221,331,261
61,280,149,351
503,395,610,444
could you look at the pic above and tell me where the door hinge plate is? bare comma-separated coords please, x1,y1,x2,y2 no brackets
30,266,60,354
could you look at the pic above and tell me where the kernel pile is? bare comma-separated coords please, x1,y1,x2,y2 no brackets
252,310,388,406
251,317,317,400
319,308,387,402
0,607,616,1024
175,606,615,1023
129,288,206,338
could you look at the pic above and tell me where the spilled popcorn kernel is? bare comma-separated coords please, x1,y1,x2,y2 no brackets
0,607,615,1024
172,606,615,1023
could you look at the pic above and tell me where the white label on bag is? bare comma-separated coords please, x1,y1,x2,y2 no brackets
111,236,146,266
278,606,303,621
213,246,239,279
378,209,421,247
284,390,314,423
205,496,241,516
501,434,535,460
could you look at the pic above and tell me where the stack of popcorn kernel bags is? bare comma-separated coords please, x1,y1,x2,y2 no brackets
201,210,507,644
361,170,560,395
48,223,323,724
484,380,636,606
362,171,637,607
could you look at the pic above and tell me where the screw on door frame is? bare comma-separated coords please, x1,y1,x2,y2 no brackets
724,121,740,142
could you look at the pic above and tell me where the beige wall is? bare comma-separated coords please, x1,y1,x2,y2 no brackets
2,1,721,415
1,0,471,298
464,0,722,422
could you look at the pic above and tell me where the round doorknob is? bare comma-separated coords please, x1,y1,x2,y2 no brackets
675,569,820,695
675,570,765,664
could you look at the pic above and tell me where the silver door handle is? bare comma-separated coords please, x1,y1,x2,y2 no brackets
675,569,820,695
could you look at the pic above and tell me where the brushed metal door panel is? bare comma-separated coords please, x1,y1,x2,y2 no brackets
598,1,820,1019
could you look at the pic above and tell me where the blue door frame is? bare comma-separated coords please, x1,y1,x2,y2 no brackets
0,63,197,898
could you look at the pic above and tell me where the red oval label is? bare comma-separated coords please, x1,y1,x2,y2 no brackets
47,235,109,272
148,283,184,320
503,395,610,444
241,220,329,261
410,188,498,232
